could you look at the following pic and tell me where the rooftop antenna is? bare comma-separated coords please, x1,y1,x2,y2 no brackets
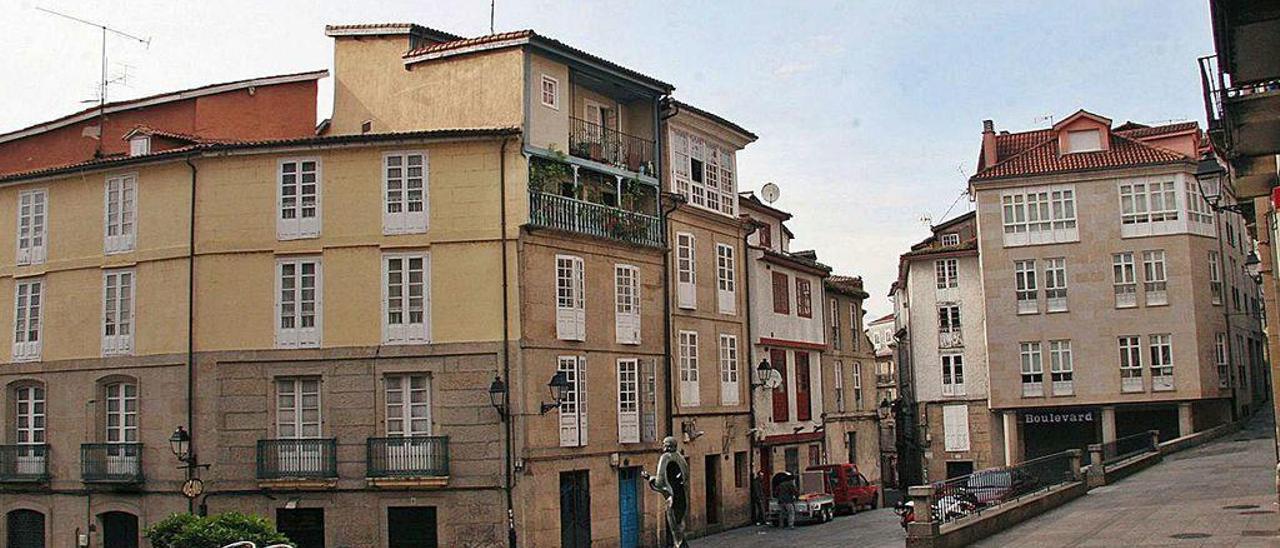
36,6,150,156
919,214,932,227
490,0,495,34
1034,113,1055,126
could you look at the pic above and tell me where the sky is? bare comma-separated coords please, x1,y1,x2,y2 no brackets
0,0,1217,317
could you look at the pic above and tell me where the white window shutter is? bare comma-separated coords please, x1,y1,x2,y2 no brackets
641,359,657,443
573,257,586,340
677,233,696,309
943,404,970,452
558,356,579,447
614,265,641,345
577,356,587,445
555,255,585,341
617,359,640,444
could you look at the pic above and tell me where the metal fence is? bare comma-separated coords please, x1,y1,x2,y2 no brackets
568,117,655,172
929,450,1076,524
0,444,48,482
1100,431,1157,466
256,438,338,480
81,443,144,483
367,436,449,478
528,191,663,248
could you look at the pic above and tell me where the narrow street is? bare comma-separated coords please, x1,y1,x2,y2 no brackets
976,411,1279,547
697,506,905,547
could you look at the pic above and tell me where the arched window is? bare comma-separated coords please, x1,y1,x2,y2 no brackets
103,382,138,445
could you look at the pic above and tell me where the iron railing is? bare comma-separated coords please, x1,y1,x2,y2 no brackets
367,436,449,478
528,191,663,248
928,450,1076,525
256,438,338,480
81,443,143,483
568,117,655,173
1100,431,1157,466
0,444,48,482
1199,55,1227,132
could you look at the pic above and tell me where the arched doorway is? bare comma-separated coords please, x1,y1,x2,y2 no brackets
99,512,138,548
6,509,45,548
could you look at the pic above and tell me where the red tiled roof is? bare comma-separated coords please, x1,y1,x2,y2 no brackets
324,23,462,42
971,122,1195,182
826,275,869,298
123,125,236,145
402,30,674,93
0,128,520,184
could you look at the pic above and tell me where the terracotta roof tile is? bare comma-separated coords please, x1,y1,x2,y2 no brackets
972,122,1195,182
1115,121,1198,139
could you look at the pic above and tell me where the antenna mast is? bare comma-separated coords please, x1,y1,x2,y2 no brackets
36,7,150,155
490,0,496,34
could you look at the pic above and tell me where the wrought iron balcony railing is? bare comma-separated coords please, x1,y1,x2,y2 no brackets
0,444,49,482
568,117,655,173
256,438,338,480
529,191,663,248
367,436,449,478
81,443,143,483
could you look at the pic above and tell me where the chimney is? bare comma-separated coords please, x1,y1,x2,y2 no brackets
981,119,998,169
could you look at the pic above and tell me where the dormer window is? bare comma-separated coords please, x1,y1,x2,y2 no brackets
128,136,150,157
1065,130,1101,153
940,233,960,246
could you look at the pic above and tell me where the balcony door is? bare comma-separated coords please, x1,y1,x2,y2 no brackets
104,382,138,475
14,386,45,475
100,511,138,548
277,378,322,474
385,375,434,473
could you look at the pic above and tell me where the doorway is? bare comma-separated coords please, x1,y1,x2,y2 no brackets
100,512,138,548
618,468,642,548
6,509,44,548
704,454,721,525
945,460,974,479
847,432,858,465
277,508,325,548
560,470,591,548
387,506,437,548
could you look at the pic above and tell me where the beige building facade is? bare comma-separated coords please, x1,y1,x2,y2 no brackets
820,276,882,485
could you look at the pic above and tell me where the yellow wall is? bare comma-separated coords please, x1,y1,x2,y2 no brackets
528,53,570,153
330,36,525,135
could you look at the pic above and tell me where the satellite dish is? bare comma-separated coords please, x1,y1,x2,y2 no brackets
761,182,780,204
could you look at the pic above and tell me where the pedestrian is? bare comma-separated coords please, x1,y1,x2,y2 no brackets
777,475,799,529
751,471,767,525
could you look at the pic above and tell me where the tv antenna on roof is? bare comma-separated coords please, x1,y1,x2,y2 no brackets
1034,113,1055,126
36,6,150,155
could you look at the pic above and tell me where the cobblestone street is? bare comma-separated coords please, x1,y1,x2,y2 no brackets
697,507,905,548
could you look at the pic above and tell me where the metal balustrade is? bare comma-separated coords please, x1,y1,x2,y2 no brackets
568,117,655,172
0,444,48,482
528,190,663,248
256,438,337,480
366,436,449,478
81,443,143,483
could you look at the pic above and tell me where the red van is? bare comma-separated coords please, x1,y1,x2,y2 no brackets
807,463,880,514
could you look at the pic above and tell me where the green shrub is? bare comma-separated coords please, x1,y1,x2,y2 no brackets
145,512,291,548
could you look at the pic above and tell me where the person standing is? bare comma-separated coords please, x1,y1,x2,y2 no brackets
750,471,767,525
777,475,799,529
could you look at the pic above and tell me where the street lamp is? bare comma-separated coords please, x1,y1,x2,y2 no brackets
752,359,781,390
1196,153,1248,214
169,426,191,463
1245,252,1262,282
488,376,508,418
541,371,572,414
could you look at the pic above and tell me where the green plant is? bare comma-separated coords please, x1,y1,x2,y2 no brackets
145,512,292,548
530,147,573,194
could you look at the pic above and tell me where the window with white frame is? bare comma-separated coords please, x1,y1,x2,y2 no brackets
1185,181,1213,226
1142,250,1168,305
719,334,739,406
1215,332,1229,388
14,385,45,462
1049,340,1073,395
937,304,961,348
12,279,41,362
104,381,138,445
830,298,841,350
850,307,860,352
540,75,559,110
1044,258,1067,312
383,152,428,234
1014,259,1038,314
853,361,863,407
617,358,640,443
1119,180,1179,237
671,130,736,216
555,255,585,341
276,258,321,348
833,360,845,413
1149,334,1174,391
1119,336,1143,392
1001,185,1077,246
385,374,431,436
1209,251,1222,305
1020,342,1043,397
679,331,700,407
104,174,137,254
935,259,958,290
277,378,321,439
1113,252,1137,308
942,353,965,396
128,136,150,157
16,189,47,266
1066,129,1101,152
277,159,320,239
676,233,696,309
102,270,134,356
558,356,587,447
716,243,736,314
615,264,640,345
940,233,960,246
383,254,430,344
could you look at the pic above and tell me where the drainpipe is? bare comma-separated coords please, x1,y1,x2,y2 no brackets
1216,209,1239,422
740,219,762,512
184,155,199,515
498,138,517,548
660,192,683,439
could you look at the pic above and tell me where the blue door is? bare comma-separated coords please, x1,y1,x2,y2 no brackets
618,467,641,548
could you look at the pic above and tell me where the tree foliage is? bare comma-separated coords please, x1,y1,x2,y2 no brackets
145,512,292,548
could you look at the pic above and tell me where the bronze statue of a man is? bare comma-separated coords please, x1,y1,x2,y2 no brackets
642,436,690,548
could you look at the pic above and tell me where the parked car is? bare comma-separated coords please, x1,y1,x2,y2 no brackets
766,471,837,525
808,463,880,514
962,469,1037,506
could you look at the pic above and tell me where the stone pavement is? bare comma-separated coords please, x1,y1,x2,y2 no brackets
696,507,905,548
975,411,1280,547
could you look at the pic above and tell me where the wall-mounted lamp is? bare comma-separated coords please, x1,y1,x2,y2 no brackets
542,371,572,414
1196,153,1247,215
488,376,509,418
752,359,782,390
169,426,192,463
